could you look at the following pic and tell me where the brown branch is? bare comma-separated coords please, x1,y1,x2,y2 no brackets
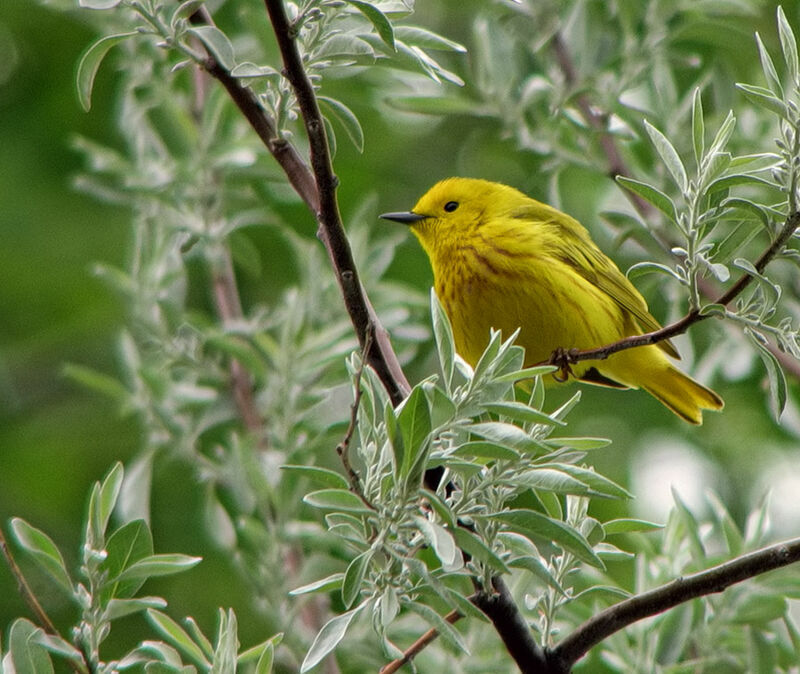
193,5,409,405
0,527,88,674
550,210,800,366
263,0,411,406
550,536,800,671
379,607,464,674
210,249,264,436
472,577,550,672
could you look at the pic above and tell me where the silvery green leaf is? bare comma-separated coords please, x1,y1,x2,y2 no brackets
301,602,366,672
114,553,202,582
171,0,205,29
9,620,53,674
290,573,345,596
76,32,138,111
100,518,153,601
189,26,235,70
508,556,565,595
486,509,603,569
345,0,395,49
616,177,677,223
777,6,799,83
750,331,787,419
736,83,788,118
431,290,455,390
602,518,663,535
280,465,349,489
481,401,563,426
692,88,704,166
104,596,167,620
645,120,687,192
318,96,364,153
10,518,72,593
397,385,431,483
451,527,509,573
394,26,466,52
403,600,469,655
627,261,684,283
146,610,210,668
466,421,548,454
755,31,783,95
707,111,736,158
342,550,372,608
414,517,462,572
303,489,371,513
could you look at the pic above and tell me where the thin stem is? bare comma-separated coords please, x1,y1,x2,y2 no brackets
551,536,800,671
337,331,376,510
379,607,464,673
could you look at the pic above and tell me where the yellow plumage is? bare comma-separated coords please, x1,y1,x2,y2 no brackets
381,178,723,424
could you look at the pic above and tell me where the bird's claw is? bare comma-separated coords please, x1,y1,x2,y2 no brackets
549,347,578,382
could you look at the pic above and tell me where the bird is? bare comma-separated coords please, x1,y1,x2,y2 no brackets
381,177,723,424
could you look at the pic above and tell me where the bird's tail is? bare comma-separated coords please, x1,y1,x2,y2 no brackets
641,362,724,425
603,345,724,424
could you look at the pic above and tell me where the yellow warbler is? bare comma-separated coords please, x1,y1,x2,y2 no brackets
381,178,723,424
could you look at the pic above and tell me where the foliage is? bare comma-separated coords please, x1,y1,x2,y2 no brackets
4,1,800,673
4,464,280,673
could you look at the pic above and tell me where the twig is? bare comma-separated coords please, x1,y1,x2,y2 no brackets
550,536,800,671
0,527,88,674
379,607,464,674
210,250,265,436
336,331,376,510
549,210,800,366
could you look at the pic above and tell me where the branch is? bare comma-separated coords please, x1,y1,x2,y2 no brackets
210,249,265,436
551,536,800,671
193,7,409,405
379,607,464,674
472,577,550,672
552,210,800,365
263,0,411,406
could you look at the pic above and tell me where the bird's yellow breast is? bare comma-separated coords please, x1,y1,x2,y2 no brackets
432,236,630,373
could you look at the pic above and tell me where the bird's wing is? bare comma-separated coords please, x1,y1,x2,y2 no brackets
558,227,680,359
513,203,680,359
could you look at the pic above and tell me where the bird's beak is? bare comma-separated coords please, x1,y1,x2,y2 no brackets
379,211,427,225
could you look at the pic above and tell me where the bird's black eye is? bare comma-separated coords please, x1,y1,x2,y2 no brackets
444,201,459,213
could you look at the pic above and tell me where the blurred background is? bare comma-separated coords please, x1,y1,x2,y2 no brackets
2,0,799,664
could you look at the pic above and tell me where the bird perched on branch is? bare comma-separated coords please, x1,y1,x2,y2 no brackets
381,177,723,424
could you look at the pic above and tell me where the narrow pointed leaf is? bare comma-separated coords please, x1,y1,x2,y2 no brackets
487,510,603,568
301,603,365,672
616,177,677,222
645,120,687,191
10,519,72,593
146,610,210,667
76,33,137,111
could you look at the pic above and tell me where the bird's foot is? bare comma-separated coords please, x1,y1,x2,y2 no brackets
549,347,578,382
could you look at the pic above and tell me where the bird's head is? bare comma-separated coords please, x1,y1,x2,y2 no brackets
380,178,529,256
